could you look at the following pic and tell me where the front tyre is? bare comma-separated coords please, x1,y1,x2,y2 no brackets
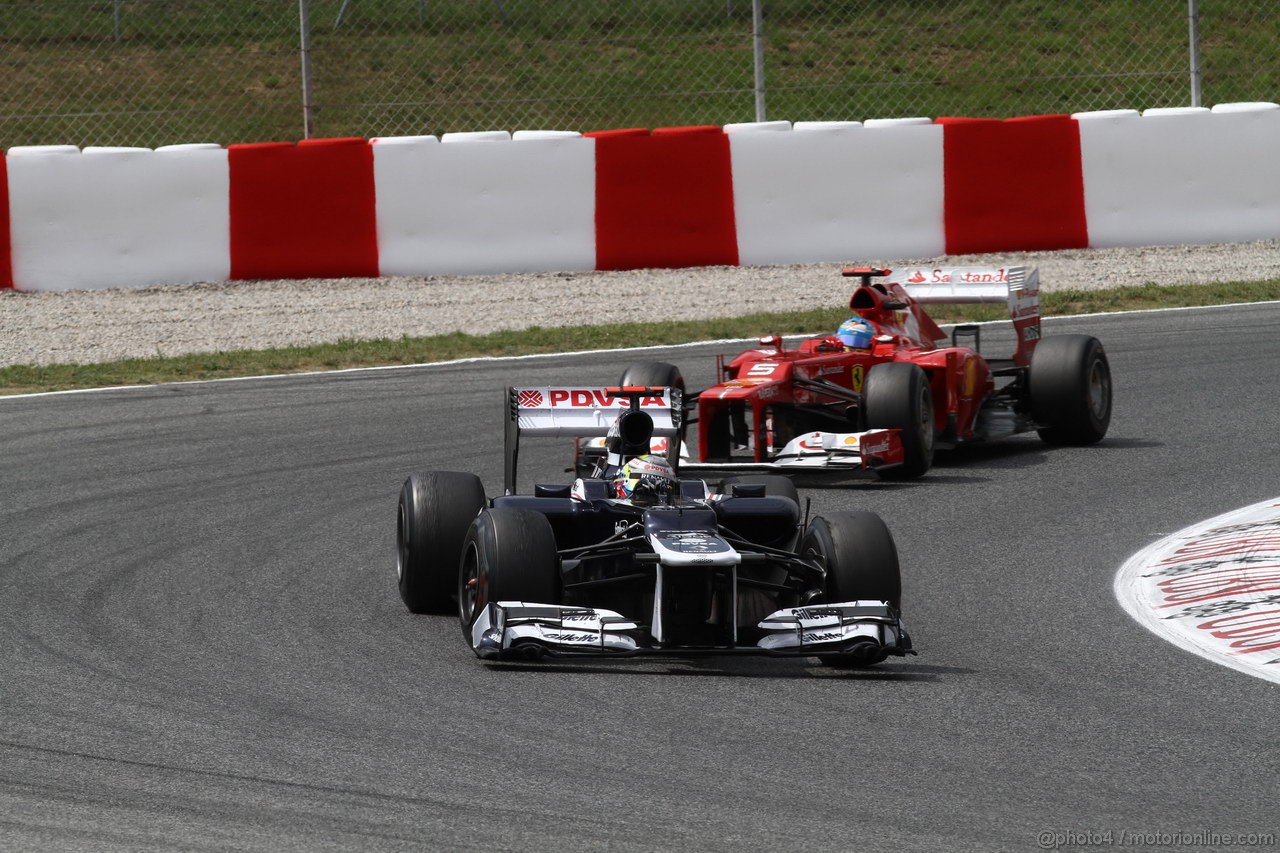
1029,335,1112,445
803,512,901,608
458,508,560,640
864,362,935,479
801,511,902,668
397,471,486,614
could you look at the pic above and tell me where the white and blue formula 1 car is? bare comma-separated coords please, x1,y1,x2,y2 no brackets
396,385,915,667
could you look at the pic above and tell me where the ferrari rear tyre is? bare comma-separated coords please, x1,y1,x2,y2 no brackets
619,361,686,467
1029,335,1112,445
802,511,901,609
864,362,935,479
458,508,560,639
719,474,800,507
397,471,486,615
618,361,685,395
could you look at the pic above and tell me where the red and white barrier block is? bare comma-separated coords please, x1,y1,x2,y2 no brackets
373,131,596,276
1,103,1278,291
5,144,229,291
726,117,946,264
1076,102,1280,247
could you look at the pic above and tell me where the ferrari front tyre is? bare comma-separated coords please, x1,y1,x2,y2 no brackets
864,362,935,479
397,471,486,614
702,408,732,462
457,508,560,640
1029,335,1112,445
802,511,901,609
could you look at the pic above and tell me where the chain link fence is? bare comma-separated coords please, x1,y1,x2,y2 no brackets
0,0,1275,148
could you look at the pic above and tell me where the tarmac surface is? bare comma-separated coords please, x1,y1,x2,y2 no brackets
2,305,1277,850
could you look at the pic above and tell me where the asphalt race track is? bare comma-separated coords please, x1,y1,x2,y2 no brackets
2,305,1278,852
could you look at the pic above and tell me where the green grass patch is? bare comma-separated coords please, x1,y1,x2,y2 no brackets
1,0,1276,146
4,278,1278,397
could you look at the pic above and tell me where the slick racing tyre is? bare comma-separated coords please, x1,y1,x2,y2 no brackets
618,361,686,396
702,407,734,463
397,471,486,614
1029,334,1112,446
864,362,935,479
458,508,560,640
719,474,800,507
803,511,901,609
802,511,902,668
619,361,686,467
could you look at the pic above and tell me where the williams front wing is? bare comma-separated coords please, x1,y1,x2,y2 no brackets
469,601,914,662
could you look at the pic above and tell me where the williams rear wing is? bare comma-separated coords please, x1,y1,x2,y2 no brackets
504,386,682,494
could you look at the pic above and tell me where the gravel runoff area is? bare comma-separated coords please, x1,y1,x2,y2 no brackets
2,241,1279,368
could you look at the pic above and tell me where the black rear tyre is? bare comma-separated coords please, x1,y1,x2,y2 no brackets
397,471,485,614
619,362,685,395
458,508,560,639
619,361,686,465
864,362,935,479
1029,335,1112,445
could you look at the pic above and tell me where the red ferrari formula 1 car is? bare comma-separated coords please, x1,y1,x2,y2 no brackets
615,265,1111,480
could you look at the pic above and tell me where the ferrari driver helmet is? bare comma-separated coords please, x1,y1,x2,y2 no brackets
613,455,678,506
835,317,876,350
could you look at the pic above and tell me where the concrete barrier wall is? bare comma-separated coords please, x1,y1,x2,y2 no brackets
2,104,1278,291
1076,103,1280,248
228,137,379,281
590,126,739,270
373,131,596,276
6,144,229,291
939,114,1088,255
727,118,946,264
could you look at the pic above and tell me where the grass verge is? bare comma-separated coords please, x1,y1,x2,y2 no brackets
3,279,1279,397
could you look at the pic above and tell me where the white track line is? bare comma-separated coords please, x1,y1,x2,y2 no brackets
5,299,1279,401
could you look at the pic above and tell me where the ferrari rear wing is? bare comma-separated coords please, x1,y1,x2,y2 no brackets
886,266,1037,305
504,385,682,494
844,265,1042,365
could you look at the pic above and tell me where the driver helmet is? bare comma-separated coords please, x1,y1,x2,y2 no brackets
835,317,876,350
613,455,678,506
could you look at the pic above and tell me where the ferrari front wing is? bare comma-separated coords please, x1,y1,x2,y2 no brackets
578,428,905,476
680,428,905,474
